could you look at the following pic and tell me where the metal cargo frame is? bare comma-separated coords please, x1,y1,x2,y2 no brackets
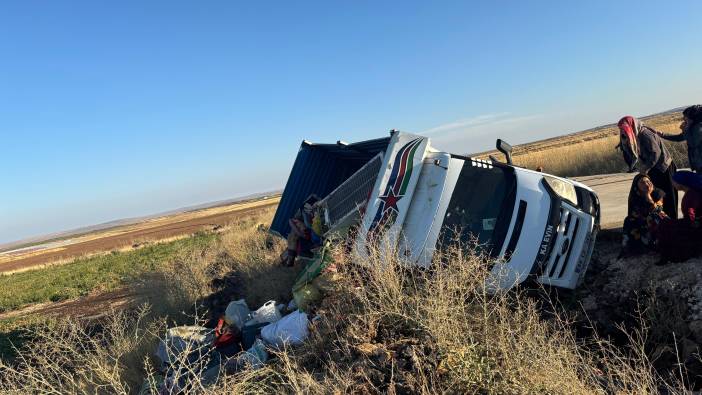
270,136,391,238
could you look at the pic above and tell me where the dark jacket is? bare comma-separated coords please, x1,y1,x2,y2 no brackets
637,127,672,174
661,122,702,172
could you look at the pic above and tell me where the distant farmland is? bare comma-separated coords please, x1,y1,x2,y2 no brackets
0,196,280,274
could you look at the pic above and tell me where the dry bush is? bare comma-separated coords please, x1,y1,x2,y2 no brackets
0,306,165,394
133,207,287,320
218,208,297,308
219,206,280,266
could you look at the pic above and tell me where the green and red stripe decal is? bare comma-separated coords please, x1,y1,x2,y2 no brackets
368,138,423,234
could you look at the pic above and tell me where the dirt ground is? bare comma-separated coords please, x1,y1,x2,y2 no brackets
0,198,279,274
0,287,138,321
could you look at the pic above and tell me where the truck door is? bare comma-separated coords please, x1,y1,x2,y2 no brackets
356,132,429,257
397,152,455,267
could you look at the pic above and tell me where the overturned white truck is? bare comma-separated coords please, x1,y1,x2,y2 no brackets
271,130,600,290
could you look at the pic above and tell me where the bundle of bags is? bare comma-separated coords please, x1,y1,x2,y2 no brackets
152,299,312,391
149,242,340,392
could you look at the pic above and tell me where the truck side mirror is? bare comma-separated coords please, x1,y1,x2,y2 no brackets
496,139,513,165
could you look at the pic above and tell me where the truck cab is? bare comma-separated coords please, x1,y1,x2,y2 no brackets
271,130,600,290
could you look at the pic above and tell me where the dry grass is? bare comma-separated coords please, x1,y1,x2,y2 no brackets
514,135,688,177
514,136,627,176
217,208,297,308
211,241,677,394
1,217,690,393
486,112,689,177
0,306,165,394
134,207,288,319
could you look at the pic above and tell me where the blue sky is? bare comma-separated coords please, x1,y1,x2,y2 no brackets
1,1,701,244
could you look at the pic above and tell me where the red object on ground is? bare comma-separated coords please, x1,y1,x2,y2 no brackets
214,317,238,348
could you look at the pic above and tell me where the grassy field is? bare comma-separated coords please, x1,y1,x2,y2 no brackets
0,232,218,362
0,232,217,314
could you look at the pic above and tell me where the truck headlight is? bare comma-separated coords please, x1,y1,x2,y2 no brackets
543,176,578,205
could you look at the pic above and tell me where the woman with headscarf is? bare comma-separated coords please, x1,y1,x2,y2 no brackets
621,174,669,256
659,105,702,173
618,116,678,219
657,170,702,263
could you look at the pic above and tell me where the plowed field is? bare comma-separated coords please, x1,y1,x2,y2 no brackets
0,197,279,274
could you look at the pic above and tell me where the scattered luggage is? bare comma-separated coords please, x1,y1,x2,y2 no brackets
155,326,214,370
261,310,310,348
213,317,240,350
250,300,283,324
224,299,250,330
229,339,269,371
241,320,268,349
153,274,324,389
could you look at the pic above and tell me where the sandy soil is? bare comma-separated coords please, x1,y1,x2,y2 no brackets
0,197,279,274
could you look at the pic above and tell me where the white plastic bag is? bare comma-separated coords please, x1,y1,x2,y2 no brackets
224,299,250,330
251,300,282,324
261,310,309,348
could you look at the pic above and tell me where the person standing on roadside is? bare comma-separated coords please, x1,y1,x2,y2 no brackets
618,115,678,219
659,105,702,173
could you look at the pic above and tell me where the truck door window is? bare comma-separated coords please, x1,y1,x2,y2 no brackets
440,162,517,256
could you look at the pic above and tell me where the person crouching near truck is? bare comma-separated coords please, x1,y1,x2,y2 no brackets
621,174,669,257
658,105,702,173
657,171,702,264
617,116,678,219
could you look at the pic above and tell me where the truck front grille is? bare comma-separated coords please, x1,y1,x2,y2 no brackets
544,206,581,279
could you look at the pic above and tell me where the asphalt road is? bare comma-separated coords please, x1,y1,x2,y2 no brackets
574,172,682,229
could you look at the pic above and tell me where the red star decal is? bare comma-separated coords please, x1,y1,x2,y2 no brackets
379,189,402,214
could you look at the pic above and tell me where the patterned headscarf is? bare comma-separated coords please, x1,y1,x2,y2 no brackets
618,116,644,171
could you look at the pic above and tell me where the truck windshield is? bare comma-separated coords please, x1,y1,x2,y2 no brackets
439,162,517,256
